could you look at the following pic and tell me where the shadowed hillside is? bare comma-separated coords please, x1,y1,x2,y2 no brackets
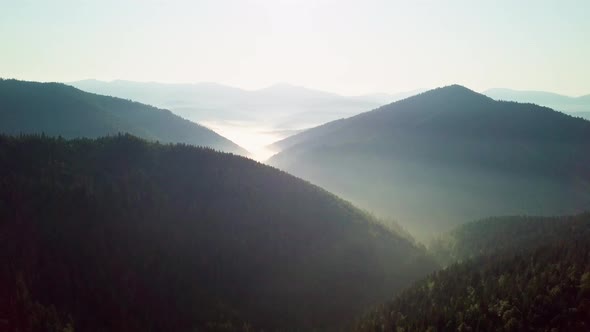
270,85,590,239
354,213,590,331
0,134,436,332
430,212,590,266
0,79,247,155
354,242,590,332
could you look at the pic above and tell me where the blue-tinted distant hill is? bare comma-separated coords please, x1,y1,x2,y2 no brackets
71,79,420,129
484,88,590,119
0,79,247,155
270,85,590,239
70,80,424,159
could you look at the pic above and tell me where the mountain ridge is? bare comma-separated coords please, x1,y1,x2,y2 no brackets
0,78,248,155
0,134,437,331
483,87,590,115
269,85,590,239
69,79,414,130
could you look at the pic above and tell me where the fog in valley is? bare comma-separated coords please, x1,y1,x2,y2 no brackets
2,0,590,331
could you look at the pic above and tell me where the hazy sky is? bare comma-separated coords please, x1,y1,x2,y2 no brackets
1,0,589,96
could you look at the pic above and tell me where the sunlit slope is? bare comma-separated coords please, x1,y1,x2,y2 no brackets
429,212,590,265
0,134,436,331
354,242,590,332
355,213,590,331
0,79,247,155
270,85,590,239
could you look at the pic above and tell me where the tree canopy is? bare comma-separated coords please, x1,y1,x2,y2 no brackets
0,134,436,331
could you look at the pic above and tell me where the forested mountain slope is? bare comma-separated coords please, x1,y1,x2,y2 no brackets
270,85,590,239
0,79,246,155
0,134,436,332
354,213,590,331
430,213,590,265
354,242,590,332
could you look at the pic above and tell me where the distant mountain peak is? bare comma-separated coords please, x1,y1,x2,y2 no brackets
256,82,340,97
425,84,485,97
483,88,590,113
442,84,471,90
399,84,493,105
269,84,590,239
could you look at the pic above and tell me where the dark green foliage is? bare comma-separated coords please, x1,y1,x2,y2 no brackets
0,134,436,331
353,243,590,332
0,79,246,155
270,85,590,240
430,213,590,265
2,275,74,332
353,214,590,331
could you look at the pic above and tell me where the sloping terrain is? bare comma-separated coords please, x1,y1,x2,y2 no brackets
0,79,247,155
429,213,590,265
484,88,590,113
270,85,590,239
354,241,590,332
0,134,436,331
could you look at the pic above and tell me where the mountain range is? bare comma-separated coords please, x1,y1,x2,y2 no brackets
0,79,246,155
3,77,590,331
269,85,590,239
70,80,422,128
70,80,590,127
0,134,436,331
71,80,590,160
483,88,590,119
70,80,425,158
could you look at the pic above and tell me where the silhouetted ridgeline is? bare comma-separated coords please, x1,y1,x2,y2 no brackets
0,79,247,155
70,79,390,128
270,85,590,240
0,134,436,332
484,88,590,113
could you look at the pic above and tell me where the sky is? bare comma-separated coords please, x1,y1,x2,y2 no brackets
1,0,589,96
